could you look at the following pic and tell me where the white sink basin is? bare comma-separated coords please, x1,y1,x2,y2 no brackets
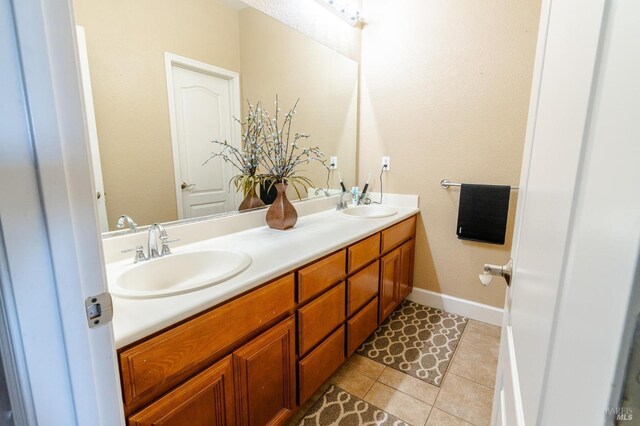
109,249,252,299
340,205,398,218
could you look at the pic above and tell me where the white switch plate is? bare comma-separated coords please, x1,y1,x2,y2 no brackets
382,156,391,171
329,156,338,170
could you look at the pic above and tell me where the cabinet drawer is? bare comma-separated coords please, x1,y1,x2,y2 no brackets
347,298,379,356
298,326,346,404
381,216,416,254
128,355,235,426
119,273,295,412
347,261,379,316
347,233,380,274
298,250,346,304
298,282,346,356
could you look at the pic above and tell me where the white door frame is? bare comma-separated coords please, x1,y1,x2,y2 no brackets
2,0,124,424
164,53,243,219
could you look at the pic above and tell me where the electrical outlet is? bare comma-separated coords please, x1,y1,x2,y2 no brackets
329,156,338,170
381,156,391,171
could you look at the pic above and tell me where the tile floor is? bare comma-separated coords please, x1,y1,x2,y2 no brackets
288,319,501,426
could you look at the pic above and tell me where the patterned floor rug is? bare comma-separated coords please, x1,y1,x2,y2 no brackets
297,385,409,426
357,300,468,386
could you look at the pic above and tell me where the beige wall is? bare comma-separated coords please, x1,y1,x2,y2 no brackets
75,0,241,229
358,0,541,307
238,8,358,194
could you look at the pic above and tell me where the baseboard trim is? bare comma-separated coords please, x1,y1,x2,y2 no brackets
407,288,504,326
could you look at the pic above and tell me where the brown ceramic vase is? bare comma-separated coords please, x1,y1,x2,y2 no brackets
238,184,265,211
265,183,298,230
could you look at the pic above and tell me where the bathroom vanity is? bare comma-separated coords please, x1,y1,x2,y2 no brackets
109,203,417,425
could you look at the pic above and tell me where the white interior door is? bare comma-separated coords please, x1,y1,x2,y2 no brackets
76,25,109,232
166,54,240,219
493,0,640,424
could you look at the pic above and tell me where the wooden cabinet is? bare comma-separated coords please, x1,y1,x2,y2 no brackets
234,316,296,426
119,215,417,425
128,355,235,426
129,317,296,426
119,274,295,414
379,239,416,323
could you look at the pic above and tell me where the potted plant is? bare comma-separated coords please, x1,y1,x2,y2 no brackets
259,97,327,230
204,102,266,211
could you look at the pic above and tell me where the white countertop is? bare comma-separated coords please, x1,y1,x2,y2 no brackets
106,195,419,348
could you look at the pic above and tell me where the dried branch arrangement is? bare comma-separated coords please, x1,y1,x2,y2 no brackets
203,101,266,195
205,96,327,199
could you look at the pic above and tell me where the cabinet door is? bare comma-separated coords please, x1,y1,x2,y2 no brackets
379,248,400,323
128,355,235,426
234,316,296,426
398,239,415,301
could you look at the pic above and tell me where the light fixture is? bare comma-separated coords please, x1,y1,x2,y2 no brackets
314,0,364,27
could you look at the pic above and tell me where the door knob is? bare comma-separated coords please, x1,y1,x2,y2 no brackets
479,259,513,286
181,182,196,191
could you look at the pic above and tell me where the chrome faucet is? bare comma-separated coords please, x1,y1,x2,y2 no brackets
314,187,330,197
116,215,137,232
336,191,352,210
148,223,171,259
121,223,178,263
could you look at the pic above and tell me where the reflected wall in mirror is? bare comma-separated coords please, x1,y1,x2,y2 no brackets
74,0,358,231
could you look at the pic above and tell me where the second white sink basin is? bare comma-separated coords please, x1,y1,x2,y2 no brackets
110,249,252,299
340,205,398,218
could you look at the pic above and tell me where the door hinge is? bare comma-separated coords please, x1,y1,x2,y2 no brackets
85,292,113,328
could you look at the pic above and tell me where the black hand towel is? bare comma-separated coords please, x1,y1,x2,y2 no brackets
456,184,511,245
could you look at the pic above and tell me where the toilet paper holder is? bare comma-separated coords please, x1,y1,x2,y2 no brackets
479,259,513,286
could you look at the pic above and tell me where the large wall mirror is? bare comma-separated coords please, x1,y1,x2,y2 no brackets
73,0,358,233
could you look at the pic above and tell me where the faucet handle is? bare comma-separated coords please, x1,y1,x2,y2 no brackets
160,237,180,256
359,194,372,205
336,191,352,210
121,245,147,263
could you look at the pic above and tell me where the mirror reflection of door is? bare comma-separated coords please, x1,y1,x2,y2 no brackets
166,54,240,219
76,25,109,232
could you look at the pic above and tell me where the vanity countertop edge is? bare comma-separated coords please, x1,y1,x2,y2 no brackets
106,195,420,348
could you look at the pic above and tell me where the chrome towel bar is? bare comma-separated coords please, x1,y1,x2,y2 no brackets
440,179,519,190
